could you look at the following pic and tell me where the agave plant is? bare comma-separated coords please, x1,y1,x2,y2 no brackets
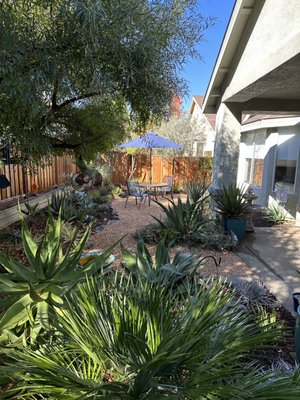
152,197,208,243
262,203,288,224
1,275,299,399
0,211,115,342
185,181,209,205
121,238,202,287
49,190,81,222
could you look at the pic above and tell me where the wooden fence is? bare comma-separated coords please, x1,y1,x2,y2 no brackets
0,155,76,203
108,153,212,188
0,152,212,207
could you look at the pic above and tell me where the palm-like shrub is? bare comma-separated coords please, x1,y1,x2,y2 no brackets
153,197,208,243
1,275,299,399
0,212,115,342
121,238,202,287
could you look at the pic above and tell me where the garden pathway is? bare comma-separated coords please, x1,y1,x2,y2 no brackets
239,225,300,314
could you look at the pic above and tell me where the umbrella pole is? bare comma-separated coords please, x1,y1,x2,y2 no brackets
150,148,153,185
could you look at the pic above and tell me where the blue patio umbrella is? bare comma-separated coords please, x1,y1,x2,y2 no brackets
119,131,183,184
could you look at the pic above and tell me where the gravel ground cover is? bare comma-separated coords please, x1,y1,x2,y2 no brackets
89,195,253,277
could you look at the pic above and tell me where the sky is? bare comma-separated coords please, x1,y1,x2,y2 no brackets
181,0,236,111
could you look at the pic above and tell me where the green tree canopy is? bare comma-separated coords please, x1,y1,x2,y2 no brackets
0,0,212,164
152,111,197,156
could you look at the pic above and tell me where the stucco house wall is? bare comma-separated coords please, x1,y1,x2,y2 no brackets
203,0,300,221
237,117,300,215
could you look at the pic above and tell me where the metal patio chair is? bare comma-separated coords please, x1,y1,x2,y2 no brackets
160,176,174,199
124,181,150,208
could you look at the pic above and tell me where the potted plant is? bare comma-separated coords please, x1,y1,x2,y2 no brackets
213,183,251,241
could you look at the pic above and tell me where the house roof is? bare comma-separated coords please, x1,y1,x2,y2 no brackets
189,95,216,130
203,0,256,114
242,113,300,125
203,0,300,115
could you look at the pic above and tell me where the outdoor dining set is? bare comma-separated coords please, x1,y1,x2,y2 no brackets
119,131,181,209
124,176,174,208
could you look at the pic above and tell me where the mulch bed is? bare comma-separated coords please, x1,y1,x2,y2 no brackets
252,207,274,227
274,304,296,363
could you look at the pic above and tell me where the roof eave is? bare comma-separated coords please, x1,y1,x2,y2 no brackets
203,0,256,114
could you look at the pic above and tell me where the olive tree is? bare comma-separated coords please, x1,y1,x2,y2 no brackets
0,0,213,164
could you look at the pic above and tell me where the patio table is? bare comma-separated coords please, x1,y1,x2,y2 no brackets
138,182,169,203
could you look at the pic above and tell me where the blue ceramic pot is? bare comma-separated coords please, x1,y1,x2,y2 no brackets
224,218,247,241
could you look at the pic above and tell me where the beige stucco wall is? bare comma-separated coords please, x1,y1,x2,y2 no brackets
237,121,300,218
223,0,300,102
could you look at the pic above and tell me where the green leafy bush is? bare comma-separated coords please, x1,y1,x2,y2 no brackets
111,185,124,198
86,192,113,205
134,222,162,244
1,275,298,399
0,211,115,342
172,183,183,193
193,222,239,251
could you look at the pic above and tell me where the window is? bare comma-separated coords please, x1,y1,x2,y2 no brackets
274,133,299,193
241,131,266,188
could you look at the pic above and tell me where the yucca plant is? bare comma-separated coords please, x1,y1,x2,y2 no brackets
213,183,251,218
185,181,209,205
0,211,115,342
121,238,202,287
152,197,208,243
1,275,299,399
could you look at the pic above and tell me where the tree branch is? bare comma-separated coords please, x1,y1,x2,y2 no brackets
56,91,101,109
51,78,59,109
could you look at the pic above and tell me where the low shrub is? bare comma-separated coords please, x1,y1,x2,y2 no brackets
111,185,125,198
194,227,239,251
89,190,113,205
134,222,162,244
